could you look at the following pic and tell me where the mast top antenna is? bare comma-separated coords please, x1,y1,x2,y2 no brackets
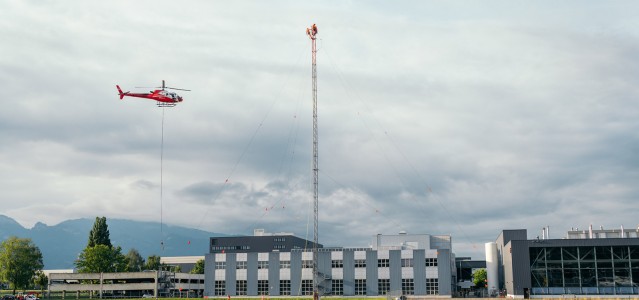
306,23,318,39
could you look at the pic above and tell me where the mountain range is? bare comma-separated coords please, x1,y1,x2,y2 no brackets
0,215,227,269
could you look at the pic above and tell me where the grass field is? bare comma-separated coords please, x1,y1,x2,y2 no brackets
0,292,385,300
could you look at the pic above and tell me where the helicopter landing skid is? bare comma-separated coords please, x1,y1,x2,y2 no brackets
157,103,177,108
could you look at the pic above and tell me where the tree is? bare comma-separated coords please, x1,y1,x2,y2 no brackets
75,244,126,273
87,216,112,248
473,268,487,288
190,259,204,274
33,270,48,295
125,248,145,272
76,217,125,273
0,236,44,294
145,255,161,270
169,265,181,273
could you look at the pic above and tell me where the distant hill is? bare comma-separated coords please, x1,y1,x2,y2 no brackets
0,215,227,269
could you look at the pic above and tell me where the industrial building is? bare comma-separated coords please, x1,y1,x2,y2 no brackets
209,229,323,254
455,257,486,292
48,271,204,298
161,256,205,273
489,227,639,298
203,231,456,297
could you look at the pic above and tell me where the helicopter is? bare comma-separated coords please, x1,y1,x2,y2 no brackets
116,80,190,107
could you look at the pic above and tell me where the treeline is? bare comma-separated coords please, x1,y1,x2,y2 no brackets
0,217,204,294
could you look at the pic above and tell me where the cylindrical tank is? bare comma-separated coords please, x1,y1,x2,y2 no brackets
485,242,498,293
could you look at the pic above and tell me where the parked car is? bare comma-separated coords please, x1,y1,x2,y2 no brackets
2,295,15,300
142,294,154,298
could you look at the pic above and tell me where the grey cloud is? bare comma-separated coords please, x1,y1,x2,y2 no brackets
3,1,639,260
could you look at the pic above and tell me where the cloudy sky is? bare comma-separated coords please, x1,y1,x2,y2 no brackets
1,1,638,259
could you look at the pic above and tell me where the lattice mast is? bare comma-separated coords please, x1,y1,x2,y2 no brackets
306,23,320,300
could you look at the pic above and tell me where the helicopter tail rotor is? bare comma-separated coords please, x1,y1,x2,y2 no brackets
116,85,125,100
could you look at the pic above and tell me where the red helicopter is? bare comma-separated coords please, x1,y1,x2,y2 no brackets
116,80,190,107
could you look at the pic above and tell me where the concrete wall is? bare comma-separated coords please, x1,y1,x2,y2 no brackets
413,250,426,295
49,271,203,297
204,253,215,296
438,249,452,296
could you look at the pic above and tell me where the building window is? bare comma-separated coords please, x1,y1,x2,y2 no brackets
378,258,390,268
378,279,390,295
528,245,639,295
302,280,314,295
215,261,226,270
331,260,343,268
425,258,437,267
302,260,314,268
236,261,247,269
236,280,247,295
426,278,438,295
274,237,286,242
280,280,291,295
214,280,225,296
280,260,291,269
331,279,343,295
402,279,414,295
257,280,269,295
355,279,366,295
355,259,366,268
401,258,413,267
273,244,285,249
258,261,269,269
210,245,251,251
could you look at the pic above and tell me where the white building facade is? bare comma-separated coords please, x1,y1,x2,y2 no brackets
203,233,455,297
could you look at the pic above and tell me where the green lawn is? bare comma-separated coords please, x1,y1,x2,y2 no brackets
1,291,386,300
2,294,385,300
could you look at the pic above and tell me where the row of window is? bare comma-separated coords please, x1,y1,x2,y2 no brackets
216,261,291,270
211,245,251,251
213,279,439,296
530,246,639,294
215,258,437,270
215,280,296,296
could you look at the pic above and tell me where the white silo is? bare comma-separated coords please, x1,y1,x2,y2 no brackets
485,242,498,293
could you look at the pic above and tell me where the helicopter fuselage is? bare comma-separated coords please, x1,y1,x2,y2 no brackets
117,85,183,104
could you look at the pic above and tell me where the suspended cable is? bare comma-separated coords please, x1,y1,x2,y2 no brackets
160,107,165,251
319,170,405,231
196,41,309,232
247,52,310,231
319,43,479,249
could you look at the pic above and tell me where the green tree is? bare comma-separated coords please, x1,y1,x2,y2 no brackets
33,270,48,294
125,248,145,272
170,265,181,272
190,259,204,274
87,216,112,248
75,244,126,273
472,268,487,288
0,236,44,294
145,255,161,270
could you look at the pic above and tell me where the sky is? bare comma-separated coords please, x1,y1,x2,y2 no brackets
1,1,638,259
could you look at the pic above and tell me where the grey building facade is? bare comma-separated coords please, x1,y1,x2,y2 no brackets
209,230,322,254
496,228,639,298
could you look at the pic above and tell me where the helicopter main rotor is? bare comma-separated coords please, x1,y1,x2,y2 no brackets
135,80,191,91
